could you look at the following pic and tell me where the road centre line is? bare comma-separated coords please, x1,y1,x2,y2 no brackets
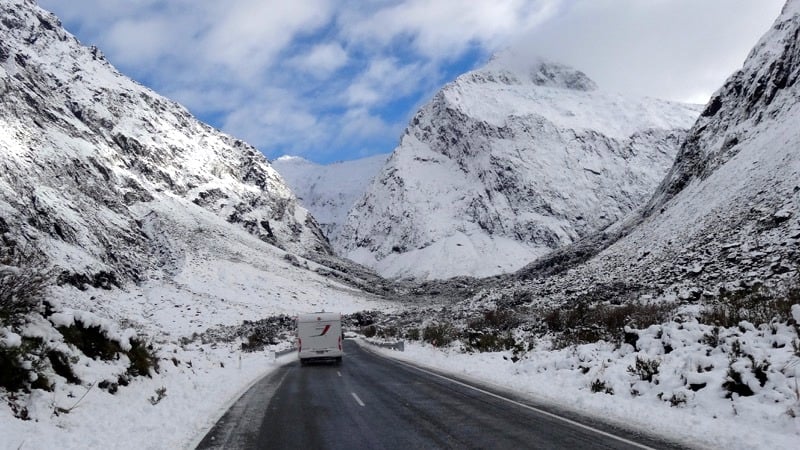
376,350,655,450
351,392,365,407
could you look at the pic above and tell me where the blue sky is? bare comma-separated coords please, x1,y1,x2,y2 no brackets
38,0,784,164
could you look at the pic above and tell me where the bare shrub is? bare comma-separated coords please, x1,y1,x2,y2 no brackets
422,323,456,347
701,283,798,328
59,320,159,377
362,325,377,338
628,356,661,383
468,309,520,332
542,300,676,347
0,245,53,325
148,387,167,405
591,379,614,394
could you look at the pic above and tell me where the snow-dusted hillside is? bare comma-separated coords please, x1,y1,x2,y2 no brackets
272,154,388,244
339,52,701,280
0,1,392,445
512,0,800,300
0,0,331,289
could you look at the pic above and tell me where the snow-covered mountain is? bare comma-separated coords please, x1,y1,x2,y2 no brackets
338,53,701,279
0,0,396,440
512,0,800,301
272,154,388,244
0,0,391,361
0,0,336,287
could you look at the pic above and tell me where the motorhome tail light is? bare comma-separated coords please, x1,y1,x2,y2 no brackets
297,338,302,353
338,334,342,351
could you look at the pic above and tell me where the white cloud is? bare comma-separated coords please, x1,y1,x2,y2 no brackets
339,108,399,142
103,17,181,68
340,0,558,59
289,43,349,79
510,0,785,103
38,0,790,163
345,58,424,107
199,0,333,81
221,88,328,157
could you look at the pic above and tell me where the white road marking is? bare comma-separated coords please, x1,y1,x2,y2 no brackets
366,346,655,450
337,371,342,377
351,392,365,407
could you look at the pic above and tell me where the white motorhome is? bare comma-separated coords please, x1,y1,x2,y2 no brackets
296,312,343,364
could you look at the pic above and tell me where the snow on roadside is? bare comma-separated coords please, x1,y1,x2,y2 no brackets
1,342,293,450
365,319,800,450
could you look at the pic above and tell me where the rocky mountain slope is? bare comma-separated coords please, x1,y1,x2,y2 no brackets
0,0,390,423
338,53,701,280
0,0,332,287
272,154,388,245
504,0,800,306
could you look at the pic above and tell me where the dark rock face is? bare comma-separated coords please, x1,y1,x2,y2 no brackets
0,1,330,283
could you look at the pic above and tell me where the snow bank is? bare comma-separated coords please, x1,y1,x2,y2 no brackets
367,317,800,449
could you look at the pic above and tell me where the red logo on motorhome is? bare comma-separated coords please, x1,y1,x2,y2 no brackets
314,325,331,337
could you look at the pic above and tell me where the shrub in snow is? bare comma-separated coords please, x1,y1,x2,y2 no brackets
465,330,519,353
721,339,770,398
422,322,456,347
196,315,295,352
126,339,159,378
57,318,159,378
701,284,798,328
46,349,80,385
148,386,167,405
468,309,520,331
0,334,59,397
0,341,35,393
465,309,526,354
658,390,689,407
0,245,53,326
542,300,676,349
628,355,661,383
591,378,614,395
282,253,302,267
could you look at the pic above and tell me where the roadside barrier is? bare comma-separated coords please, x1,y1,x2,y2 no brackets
363,339,405,352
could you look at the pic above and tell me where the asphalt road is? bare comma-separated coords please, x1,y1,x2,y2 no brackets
196,340,686,450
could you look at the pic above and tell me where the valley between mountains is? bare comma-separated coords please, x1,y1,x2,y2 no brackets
2,0,800,448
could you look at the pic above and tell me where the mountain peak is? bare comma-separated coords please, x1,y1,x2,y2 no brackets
474,50,598,91
339,49,699,279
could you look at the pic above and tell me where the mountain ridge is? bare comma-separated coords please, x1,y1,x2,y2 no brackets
337,56,701,279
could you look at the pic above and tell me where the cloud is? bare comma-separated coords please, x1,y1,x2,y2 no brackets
103,16,182,69
344,58,424,108
288,43,349,79
511,0,785,103
38,0,788,163
339,108,400,143
220,87,328,158
339,0,558,59
199,0,333,81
